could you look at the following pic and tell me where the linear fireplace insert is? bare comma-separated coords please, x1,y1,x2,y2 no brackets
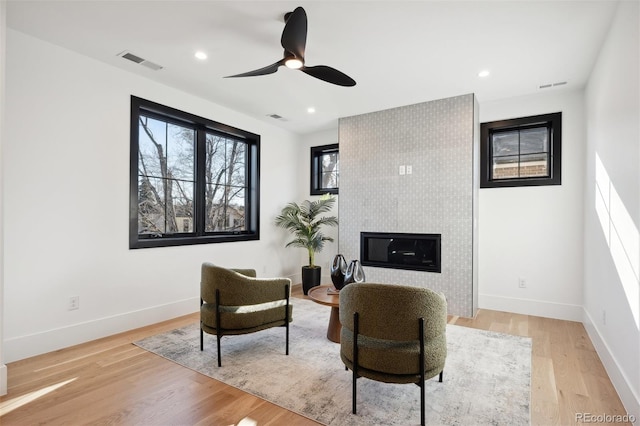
360,232,441,273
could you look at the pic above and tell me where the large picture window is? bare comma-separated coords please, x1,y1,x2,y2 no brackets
480,112,561,188
130,96,260,248
310,144,339,195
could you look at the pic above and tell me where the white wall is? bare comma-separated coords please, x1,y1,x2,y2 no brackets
583,0,639,418
478,89,585,321
0,0,7,395
3,30,302,362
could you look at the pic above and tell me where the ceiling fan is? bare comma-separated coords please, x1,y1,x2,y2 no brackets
225,6,356,87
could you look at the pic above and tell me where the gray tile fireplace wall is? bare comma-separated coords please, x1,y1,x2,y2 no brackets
338,94,479,317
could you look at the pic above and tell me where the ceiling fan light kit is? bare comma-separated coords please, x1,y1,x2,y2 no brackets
285,58,304,69
225,7,356,87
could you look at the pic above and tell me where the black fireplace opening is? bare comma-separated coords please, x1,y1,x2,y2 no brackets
360,232,441,273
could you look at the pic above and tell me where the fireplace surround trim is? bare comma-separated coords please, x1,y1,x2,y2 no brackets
360,231,442,273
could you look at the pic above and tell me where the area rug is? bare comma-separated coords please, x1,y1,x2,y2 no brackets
134,298,531,425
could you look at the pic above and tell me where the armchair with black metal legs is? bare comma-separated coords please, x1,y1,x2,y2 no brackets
200,263,293,367
339,283,447,426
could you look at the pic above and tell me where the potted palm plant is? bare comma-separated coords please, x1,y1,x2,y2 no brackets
275,195,338,295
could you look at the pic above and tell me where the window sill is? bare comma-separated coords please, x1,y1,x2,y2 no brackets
130,232,259,249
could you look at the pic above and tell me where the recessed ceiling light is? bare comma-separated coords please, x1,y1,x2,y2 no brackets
195,51,208,60
478,70,490,78
307,107,316,114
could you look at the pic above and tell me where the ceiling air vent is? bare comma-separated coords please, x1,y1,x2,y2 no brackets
539,81,567,90
117,51,163,71
267,113,288,121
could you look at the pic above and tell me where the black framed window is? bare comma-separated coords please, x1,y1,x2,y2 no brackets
130,96,260,248
310,144,339,195
480,112,561,188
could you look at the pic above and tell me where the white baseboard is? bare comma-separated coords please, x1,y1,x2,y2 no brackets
479,293,583,321
286,272,302,286
4,297,199,363
0,364,7,396
583,309,640,421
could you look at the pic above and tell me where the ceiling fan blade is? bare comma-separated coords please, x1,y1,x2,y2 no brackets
224,60,285,78
281,6,307,59
301,65,356,87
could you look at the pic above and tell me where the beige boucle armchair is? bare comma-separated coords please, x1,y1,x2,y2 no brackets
200,263,293,367
339,283,447,426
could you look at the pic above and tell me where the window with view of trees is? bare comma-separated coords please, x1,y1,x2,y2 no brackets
130,96,260,248
480,112,561,188
310,144,339,195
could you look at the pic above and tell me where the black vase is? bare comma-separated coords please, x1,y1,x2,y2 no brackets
302,266,321,295
344,260,366,286
330,254,348,290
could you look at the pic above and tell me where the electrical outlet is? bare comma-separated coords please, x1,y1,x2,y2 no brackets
406,165,412,175
399,165,406,175
68,296,79,311
518,278,526,288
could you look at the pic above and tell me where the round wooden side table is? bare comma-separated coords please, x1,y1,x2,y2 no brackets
307,285,341,343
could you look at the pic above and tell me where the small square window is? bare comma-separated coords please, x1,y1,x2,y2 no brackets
480,112,561,188
310,144,339,195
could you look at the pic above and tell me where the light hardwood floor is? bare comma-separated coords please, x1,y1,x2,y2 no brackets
0,286,631,425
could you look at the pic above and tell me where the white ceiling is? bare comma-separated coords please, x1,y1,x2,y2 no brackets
6,0,618,135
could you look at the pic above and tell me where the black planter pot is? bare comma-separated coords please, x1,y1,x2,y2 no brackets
302,266,321,295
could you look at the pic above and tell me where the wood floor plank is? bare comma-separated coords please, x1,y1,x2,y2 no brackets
532,400,561,426
531,355,558,404
166,387,270,425
0,296,631,426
